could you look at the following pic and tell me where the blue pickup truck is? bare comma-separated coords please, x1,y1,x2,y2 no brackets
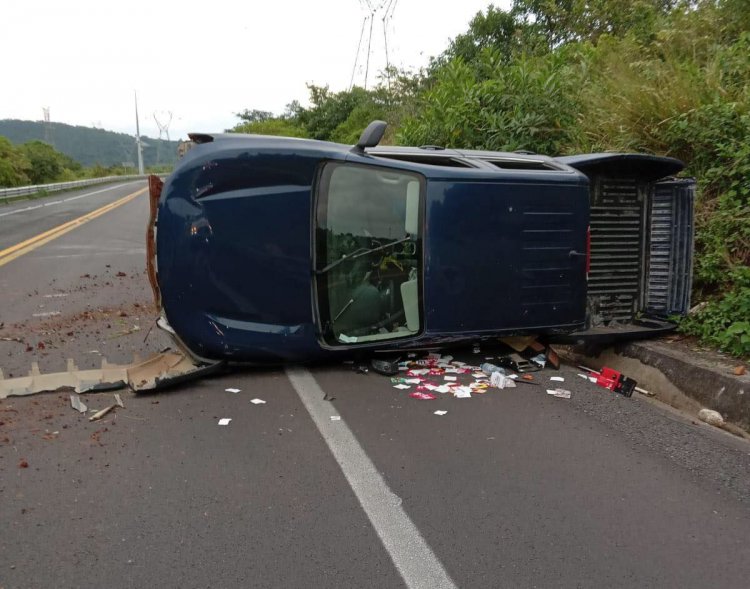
147,122,694,363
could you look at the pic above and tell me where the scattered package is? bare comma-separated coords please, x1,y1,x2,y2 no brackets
374,344,567,403
410,392,437,400
498,353,539,373
546,388,571,399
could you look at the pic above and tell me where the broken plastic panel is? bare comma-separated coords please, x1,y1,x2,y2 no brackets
0,351,221,399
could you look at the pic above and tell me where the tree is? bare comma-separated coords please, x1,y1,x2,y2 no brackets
235,109,274,124
437,5,536,67
19,140,75,184
0,136,31,187
511,0,678,47
399,51,582,154
230,118,309,138
294,85,377,141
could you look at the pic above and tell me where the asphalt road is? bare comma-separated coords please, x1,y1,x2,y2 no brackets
1,187,750,589
0,180,147,251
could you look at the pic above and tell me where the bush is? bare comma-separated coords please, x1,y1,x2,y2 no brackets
680,267,750,357
398,50,582,154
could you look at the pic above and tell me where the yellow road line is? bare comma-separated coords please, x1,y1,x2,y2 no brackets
0,187,147,268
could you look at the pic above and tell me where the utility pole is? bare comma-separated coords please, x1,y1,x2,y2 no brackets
134,91,144,175
42,107,52,145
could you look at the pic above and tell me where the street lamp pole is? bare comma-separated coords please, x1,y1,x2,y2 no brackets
134,91,144,175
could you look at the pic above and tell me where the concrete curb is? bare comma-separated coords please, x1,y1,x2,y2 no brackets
565,339,750,432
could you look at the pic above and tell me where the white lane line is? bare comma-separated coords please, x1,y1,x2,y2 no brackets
286,367,458,589
0,181,142,218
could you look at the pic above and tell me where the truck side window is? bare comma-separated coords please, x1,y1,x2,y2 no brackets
315,163,424,345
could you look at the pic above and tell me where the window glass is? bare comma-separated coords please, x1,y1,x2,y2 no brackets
372,153,475,168
316,163,423,345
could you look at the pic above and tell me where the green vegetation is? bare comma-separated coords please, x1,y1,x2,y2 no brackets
0,136,32,187
0,119,179,168
0,138,146,189
231,0,748,356
0,121,182,189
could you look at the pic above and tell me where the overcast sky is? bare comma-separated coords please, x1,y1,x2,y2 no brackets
2,0,508,141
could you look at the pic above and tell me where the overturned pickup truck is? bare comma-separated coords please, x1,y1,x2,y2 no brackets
147,121,694,364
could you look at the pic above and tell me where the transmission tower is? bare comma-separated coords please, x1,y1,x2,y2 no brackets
153,111,173,166
349,0,400,90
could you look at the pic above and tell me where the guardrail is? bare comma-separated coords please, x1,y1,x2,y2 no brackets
0,175,148,202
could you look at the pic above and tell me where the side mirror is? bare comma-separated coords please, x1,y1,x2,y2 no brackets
351,120,387,154
405,181,419,236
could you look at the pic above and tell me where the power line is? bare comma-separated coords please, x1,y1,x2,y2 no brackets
350,15,369,90
350,0,402,90
364,12,375,89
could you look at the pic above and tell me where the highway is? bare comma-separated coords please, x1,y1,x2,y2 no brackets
1,185,749,588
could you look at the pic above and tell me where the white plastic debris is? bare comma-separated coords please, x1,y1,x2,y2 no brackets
218,418,232,425
70,395,87,414
546,388,572,399
577,373,589,380
530,354,546,368
434,410,447,416
698,408,724,426
444,376,457,381
88,394,124,421
330,415,341,421
490,372,517,389
550,376,565,382
250,398,266,405
454,387,472,398
226,388,241,393
393,384,411,390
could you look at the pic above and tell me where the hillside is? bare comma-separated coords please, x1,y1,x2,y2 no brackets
0,119,179,168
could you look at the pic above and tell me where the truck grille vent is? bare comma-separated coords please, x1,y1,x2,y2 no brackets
646,180,694,316
588,179,643,323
